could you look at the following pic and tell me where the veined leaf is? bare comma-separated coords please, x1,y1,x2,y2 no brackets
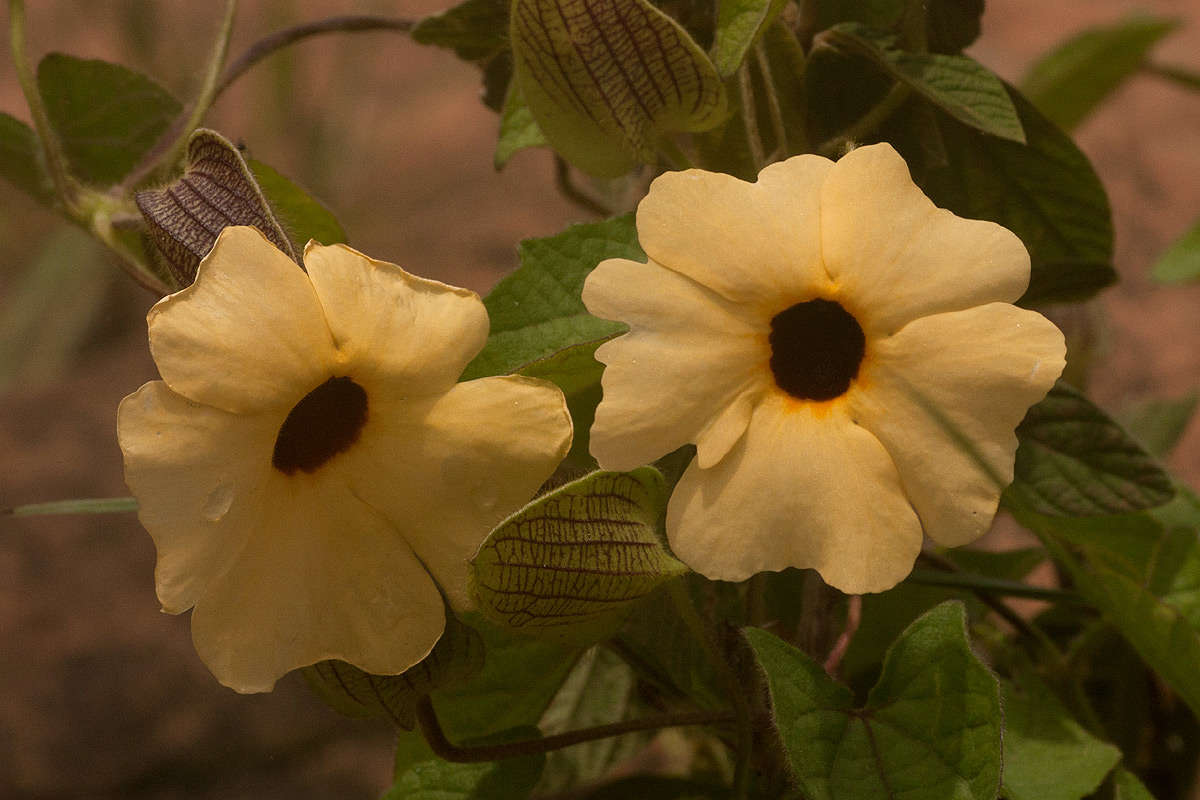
246,158,346,249
462,215,637,381
825,23,1024,143
37,53,180,185
0,112,52,201
1010,382,1175,517
1001,671,1121,800
1022,16,1180,132
511,0,727,176
1120,392,1199,458
301,614,483,729
711,0,789,77
747,602,1002,800
135,129,294,287
495,80,549,168
1151,217,1200,284
898,88,1115,305
384,755,544,800
472,468,685,643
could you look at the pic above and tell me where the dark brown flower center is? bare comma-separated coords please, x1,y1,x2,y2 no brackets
272,376,368,475
769,299,865,401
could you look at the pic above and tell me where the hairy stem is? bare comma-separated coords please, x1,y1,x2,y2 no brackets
216,15,416,99
415,695,734,763
753,41,789,159
8,0,74,210
737,60,766,170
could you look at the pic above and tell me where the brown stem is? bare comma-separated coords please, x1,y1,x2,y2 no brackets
554,157,611,217
415,695,734,763
216,15,416,99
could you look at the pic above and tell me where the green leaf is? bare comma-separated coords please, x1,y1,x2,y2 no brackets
1022,16,1179,132
518,339,609,467
246,158,346,249
511,0,727,176
412,0,509,62
1113,768,1159,800
1151,217,1200,284
581,776,731,799
1010,382,1175,517
135,129,294,287
495,81,548,168
747,602,1002,800
472,468,686,643
1008,488,1200,719
37,53,181,185
0,112,52,201
432,615,581,741
895,88,1115,305
301,614,483,729
711,0,788,77
536,647,642,793
925,0,984,54
811,0,904,33
5,496,137,517
462,215,637,381
1001,672,1121,800
1120,392,1199,458
383,755,544,800
827,23,1025,143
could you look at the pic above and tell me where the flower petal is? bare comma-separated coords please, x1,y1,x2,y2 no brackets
303,242,489,394
148,226,335,413
342,375,573,609
849,303,1066,546
190,476,446,693
635,155,835,309
821,143,1031,336
584,258,769,471
667,393,923,594
117,381,280,613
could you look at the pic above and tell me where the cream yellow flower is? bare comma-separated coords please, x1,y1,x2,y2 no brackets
118,226,572,692
582,143,1065,594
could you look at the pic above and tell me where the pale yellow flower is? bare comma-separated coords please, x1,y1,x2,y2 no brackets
582,144,1065,593
118,226,572,692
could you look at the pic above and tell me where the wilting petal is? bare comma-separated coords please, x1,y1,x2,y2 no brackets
667,393,923,594
148,227,335,413
850,303,1065,546
636,156,835,310
190,476,446,693
343,375,572,609
117,381,280,613
821,143,1030,336
303,242,489,394
585,258,768,471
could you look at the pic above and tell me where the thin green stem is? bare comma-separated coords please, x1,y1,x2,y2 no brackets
8,0,75,210
753,41,789,160
815,81,910,156
668,580,753,800
656,137,694,170
415,695,734,763
554,156,611,217
737,60,766,170
123,0,237,188
907,567,1084,604
215,15,416,99
5,497,138,517
1143,61,1200,91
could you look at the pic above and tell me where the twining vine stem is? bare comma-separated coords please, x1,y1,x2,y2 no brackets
414,695,735,763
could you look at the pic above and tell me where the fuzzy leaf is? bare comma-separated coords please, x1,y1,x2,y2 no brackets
748,602,1002,800
827,23,1024,142
711,0,788,77
511,0,727,176
462,215,637,380
301,615,483,730
897,88,1115,305
135,129,294,287
472,468,684,643
1022,16,1179,132
495,81,549,168
1011,382,1175,517
37,53,180,185
246,158,346,248
0,112,52,201
1151,217,1200,284
1001,672,1121,800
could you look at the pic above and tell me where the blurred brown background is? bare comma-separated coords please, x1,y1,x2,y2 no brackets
1,1,1198,797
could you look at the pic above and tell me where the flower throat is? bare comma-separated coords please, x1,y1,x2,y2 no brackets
272,376,368,474
769,299,865,401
